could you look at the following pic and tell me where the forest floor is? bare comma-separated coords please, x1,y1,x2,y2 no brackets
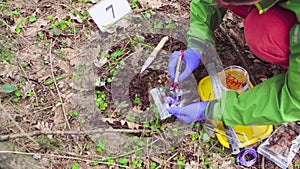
0,0,299,169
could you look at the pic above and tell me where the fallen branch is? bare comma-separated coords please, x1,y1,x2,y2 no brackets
0,150,130,168
0,128,152,141
49,40,71,130
0,100,38,145
219,24,257,86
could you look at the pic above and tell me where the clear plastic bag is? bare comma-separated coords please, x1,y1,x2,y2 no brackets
257,122,300,169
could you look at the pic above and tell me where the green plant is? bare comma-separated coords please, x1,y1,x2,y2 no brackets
14,25,22,34
51,28,60,36
95,90,108,110
44,41,50,46
6,9,20,16
132,157,142,167
39,97,45,103
27,90,35,97
46,15,53,20
129,0,139,8
141,10,156,18
0,3,7,11
79,119,85,125
13,89,21,102
150,162,157,169
134,94,141,104
61,39,67,47
28,15,36,23
95,78,106,87
1,84,16,93
79,10,89,22
190,133,199,141
71,162,80,169
118,157,129,166
40,61,46,66
165,19,175,29
295,162,300,168
37,31,44,40
0,44,15,63
154,19,163,29
59,20,68,30
44,75,65,85
71,9,77,15
72,110,78,118
96,138,105,153
173,153,186,169
50,21,59,29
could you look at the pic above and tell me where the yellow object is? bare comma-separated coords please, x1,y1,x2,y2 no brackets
198,73,273,148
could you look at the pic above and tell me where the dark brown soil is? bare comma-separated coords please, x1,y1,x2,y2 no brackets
129,69,171,110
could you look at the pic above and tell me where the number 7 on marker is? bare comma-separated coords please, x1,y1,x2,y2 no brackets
106,4,115,18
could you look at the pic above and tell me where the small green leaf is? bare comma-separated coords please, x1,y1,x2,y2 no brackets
28,15,36,22
51,28,61,36
96,138,105,152
15,25,22,34
71,162,80,169
47,15,53,20
2,84,17,93
150,162,157,169
72,110,78,117
201,132,210,143
59,21,67,30
118,157,129,165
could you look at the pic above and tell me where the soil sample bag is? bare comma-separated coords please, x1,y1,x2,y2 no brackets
257,122,300,169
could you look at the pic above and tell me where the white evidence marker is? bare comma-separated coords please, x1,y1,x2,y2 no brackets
88,0,132,32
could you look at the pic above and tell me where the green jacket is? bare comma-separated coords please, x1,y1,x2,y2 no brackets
188,0,300,126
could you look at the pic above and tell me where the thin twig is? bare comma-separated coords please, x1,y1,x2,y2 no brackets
0,150,130,168
0,100,38,144
261,156,265,169
156,151,178,169
219,24,257,86
0,128,152,141
49,40,71,130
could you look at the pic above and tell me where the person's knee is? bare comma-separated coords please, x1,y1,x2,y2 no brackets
244,5,297,68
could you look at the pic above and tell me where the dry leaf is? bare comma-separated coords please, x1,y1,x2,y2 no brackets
93,56,108,68
20,82,33,99
126,121,141,130
69,12,83,23
102,118,116,124
61,48,78,61
221,160,233,168
185,161,198,169
138,0,167,8
57,60,72,75
34,121,53,139
52,105,64,130
0,61,19,78
24,19,48,37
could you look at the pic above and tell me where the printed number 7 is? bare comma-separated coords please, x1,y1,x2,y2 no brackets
106,4,115,18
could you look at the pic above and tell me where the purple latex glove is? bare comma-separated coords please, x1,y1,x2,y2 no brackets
168,49,202,82
167,102,208,124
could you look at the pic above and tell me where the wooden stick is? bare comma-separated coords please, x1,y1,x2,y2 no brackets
0,128,152,141
219,24,257,86
0,101,38,144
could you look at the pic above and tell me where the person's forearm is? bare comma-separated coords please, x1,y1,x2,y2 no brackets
208,24,300,126
187,0,226,53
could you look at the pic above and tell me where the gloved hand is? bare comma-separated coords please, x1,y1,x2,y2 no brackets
168,49,202,82
167,102,208,124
